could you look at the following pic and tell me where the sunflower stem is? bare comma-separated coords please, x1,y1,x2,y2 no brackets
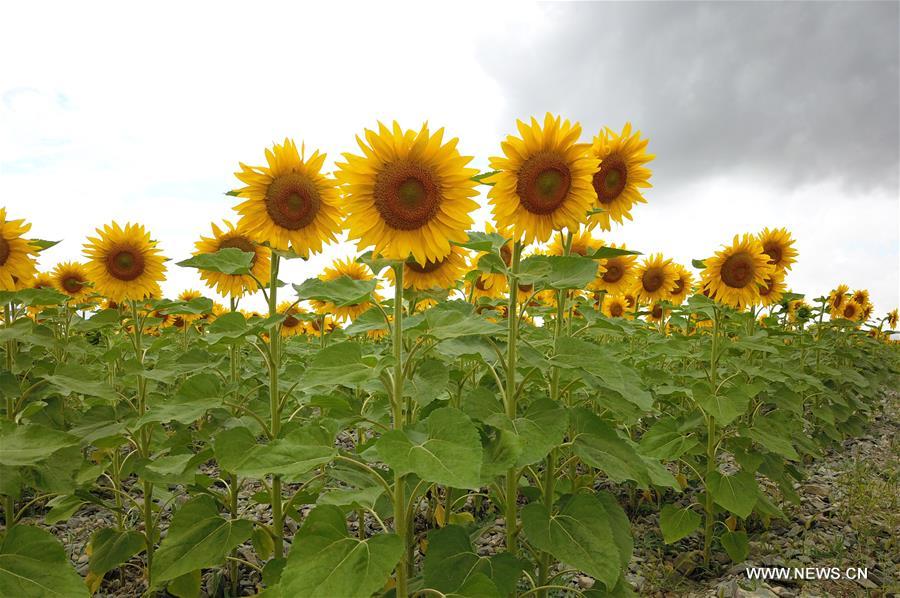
129,301,155,586
391,263,409,597
702,307,720,567
267,254,285,559
504,241,523,557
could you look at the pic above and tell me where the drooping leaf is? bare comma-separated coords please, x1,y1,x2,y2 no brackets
151,495,253,583
0,525,89,597
658,505,701,544
0,421,79,466
88,528,145,578
570,408,653,488
176,248,254,275
213,425,336,480
707,470,758,519
720,530,749,562
275,505,403,598
293,277,377,307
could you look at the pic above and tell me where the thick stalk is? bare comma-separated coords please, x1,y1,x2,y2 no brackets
130,302,155,585
391,264,409,597
504,242,523,556
266,254,284,558
702,309,720,566
227,296,241,593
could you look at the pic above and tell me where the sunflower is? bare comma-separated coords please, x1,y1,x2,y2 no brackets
194,220,271,297
30,272,56,290
366,324,390,341
886,308,899,329
0,208,39,291
413,297,439,313
487,113,596,244
388,246,468,291
171,289,204,329
277,302,307,338
787,299,812,323
850,289,869,306
468,224,512,298
834,299,862,322
336,122,478,265
632,254,677,303
601,295,632,319
83,222,166,303
234,138,342,256
828,284,849,311
758,227,798,272
465,271,508,301
669,264,694,305
585,123,654,231
858,301,874,322
701,235,775,309
310,258,379,321
587,243,637,296
51,262,91,300
548,229,600,257
646,301,669,324
305,314,337,338
756,271,786,307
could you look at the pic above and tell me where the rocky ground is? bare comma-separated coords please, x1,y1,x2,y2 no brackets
22,390,898,597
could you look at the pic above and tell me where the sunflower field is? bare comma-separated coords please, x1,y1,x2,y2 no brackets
0,114,897,598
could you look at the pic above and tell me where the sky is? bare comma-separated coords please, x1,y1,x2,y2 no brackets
2,1,898,316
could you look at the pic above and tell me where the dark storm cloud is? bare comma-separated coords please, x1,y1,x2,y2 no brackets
478,1,900,194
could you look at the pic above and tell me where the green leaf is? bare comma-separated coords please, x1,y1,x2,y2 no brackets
453,231,508,253
571,408,653,488
0,288,68,307
43,365,117,400
376,407,483,489
176,248,254,274
168,570,201,598
707,470,758,518
151,495,253,583
519,255,601,290
553,339,652,410
415,303,504,340
202,311,250,344
521,493,629,591
422,527,526,595
471,170,500,185
0,421,79,466
638,418,699,460
692,383,749,426
743,415,800,460
691,259,707,269
276,505,403,598
213,425,336,480
31,239,61,251
658,505,701,543
88,528,145,578
0,525,89,597
297,342,378,390
720,530,749,562
293,277,377,306
486,399,567,467
406,358,450,407
136,373,222,427
587,246,642,259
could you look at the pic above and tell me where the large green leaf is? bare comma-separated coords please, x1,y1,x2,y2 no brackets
422,526,526,597
743,414,799,460
405,358,450,407
692,383,749,426
707,470,758,518
0,525,89,597
136,373,222,427
213,425,336,480
292,277,377,306
413,302,504,340
658,505,701,544
553,339,652,410
88,528,145,578
176,248,254,274
486,399,567,467
296,342,378,389
521,493,630,591
376,407,482,489
720,530,749,562
275,505,403,598
42,364,117,400
638,418,699,460
151,495,253,583
518,255,601,289
0,422,79,466
570,408,653,488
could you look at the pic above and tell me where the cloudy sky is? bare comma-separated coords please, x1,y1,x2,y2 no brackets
2,1,898,315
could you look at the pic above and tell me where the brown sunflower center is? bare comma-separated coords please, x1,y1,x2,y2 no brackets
518,282,533,293
406,255,445,274
759,278,775,296
62,276,85,294
106,248,146,281
517,151,572,215
651,304,663,319
763,243,782,266
609,303,624,317
283,314,300,328
603,262,624,283
475,276,489,291
373,160,441,231
593,154,628,204
0,236,9,266
843,304,856,318
672,277,686,296
641,267,665,293
720,252,756,289
219,236,258,266
265,173,322,231
500,243,512,267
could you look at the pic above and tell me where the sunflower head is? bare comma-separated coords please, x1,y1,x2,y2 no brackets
310,258,379,321
828,284,849,310
588,244,638,296
83,222,166,303
601,295,632,319
834,299,862,323
758,227,798,272
234,139,342,256
30,272,56,290
487,114,596,244
756,271,787,307
0,208,39,291
646,301,669,324
850,289,869,306
886,308,899,329
388,246,468,291
277,302,307,338
669,264,694,305
195,220,271,297
585,123,654,232
336,122,478,266
632,253,677,303
701,235,775,310
305,313,337,338
51,261,91,300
